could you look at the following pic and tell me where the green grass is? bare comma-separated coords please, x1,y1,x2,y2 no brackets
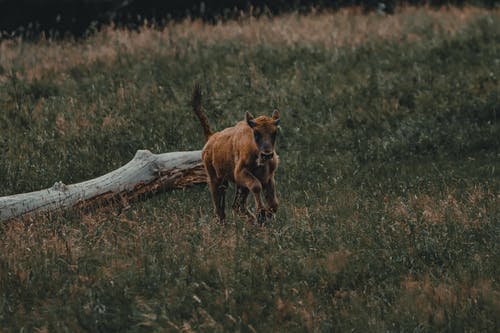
1,7,499,332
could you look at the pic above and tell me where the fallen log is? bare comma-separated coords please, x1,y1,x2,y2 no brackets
0,150,206,221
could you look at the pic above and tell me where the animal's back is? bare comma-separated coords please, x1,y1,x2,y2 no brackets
202,121,257,181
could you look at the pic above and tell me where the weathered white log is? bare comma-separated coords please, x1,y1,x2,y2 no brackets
0,150,206,221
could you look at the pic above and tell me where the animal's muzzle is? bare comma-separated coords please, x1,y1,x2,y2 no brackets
260,151,274,160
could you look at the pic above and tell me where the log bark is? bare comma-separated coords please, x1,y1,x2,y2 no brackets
0,150,206,221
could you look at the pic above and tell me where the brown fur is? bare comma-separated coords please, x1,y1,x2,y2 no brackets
192,85,280,224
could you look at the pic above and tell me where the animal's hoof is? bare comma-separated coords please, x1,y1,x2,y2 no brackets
233,207,257,224
267,201,278,214
246,213,257,224
214,216,226,225
264,209,275,219
257,210,267,225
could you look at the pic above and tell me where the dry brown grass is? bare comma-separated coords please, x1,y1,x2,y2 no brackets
0,6,496,81
399,274,500,328
1,6,498,330
386,185,496,228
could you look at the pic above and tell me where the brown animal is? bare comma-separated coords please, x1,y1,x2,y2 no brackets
192,84,280,224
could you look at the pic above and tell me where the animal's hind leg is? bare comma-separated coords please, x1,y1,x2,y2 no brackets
216,180,228,223
206,164,227,224
232,185,256,222
208,179,227,224
232,185,248,212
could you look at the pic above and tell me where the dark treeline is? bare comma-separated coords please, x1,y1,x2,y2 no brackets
0,0,496,38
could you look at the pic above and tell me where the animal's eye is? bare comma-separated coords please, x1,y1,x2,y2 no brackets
254,131,262,141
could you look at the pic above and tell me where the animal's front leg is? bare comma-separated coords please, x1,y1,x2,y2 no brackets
264,177,278,217
235,169,266,224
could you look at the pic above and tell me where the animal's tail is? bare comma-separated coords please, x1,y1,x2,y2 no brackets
192,83,213,142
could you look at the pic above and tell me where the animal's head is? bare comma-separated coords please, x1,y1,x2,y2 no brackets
246,109,280,163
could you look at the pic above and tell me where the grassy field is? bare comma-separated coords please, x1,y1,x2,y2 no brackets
1,6,499,332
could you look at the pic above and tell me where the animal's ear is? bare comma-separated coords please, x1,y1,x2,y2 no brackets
246,112,257,128
272,109,280,125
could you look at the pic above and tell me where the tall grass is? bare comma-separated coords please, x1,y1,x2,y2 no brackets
1,6,499,332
